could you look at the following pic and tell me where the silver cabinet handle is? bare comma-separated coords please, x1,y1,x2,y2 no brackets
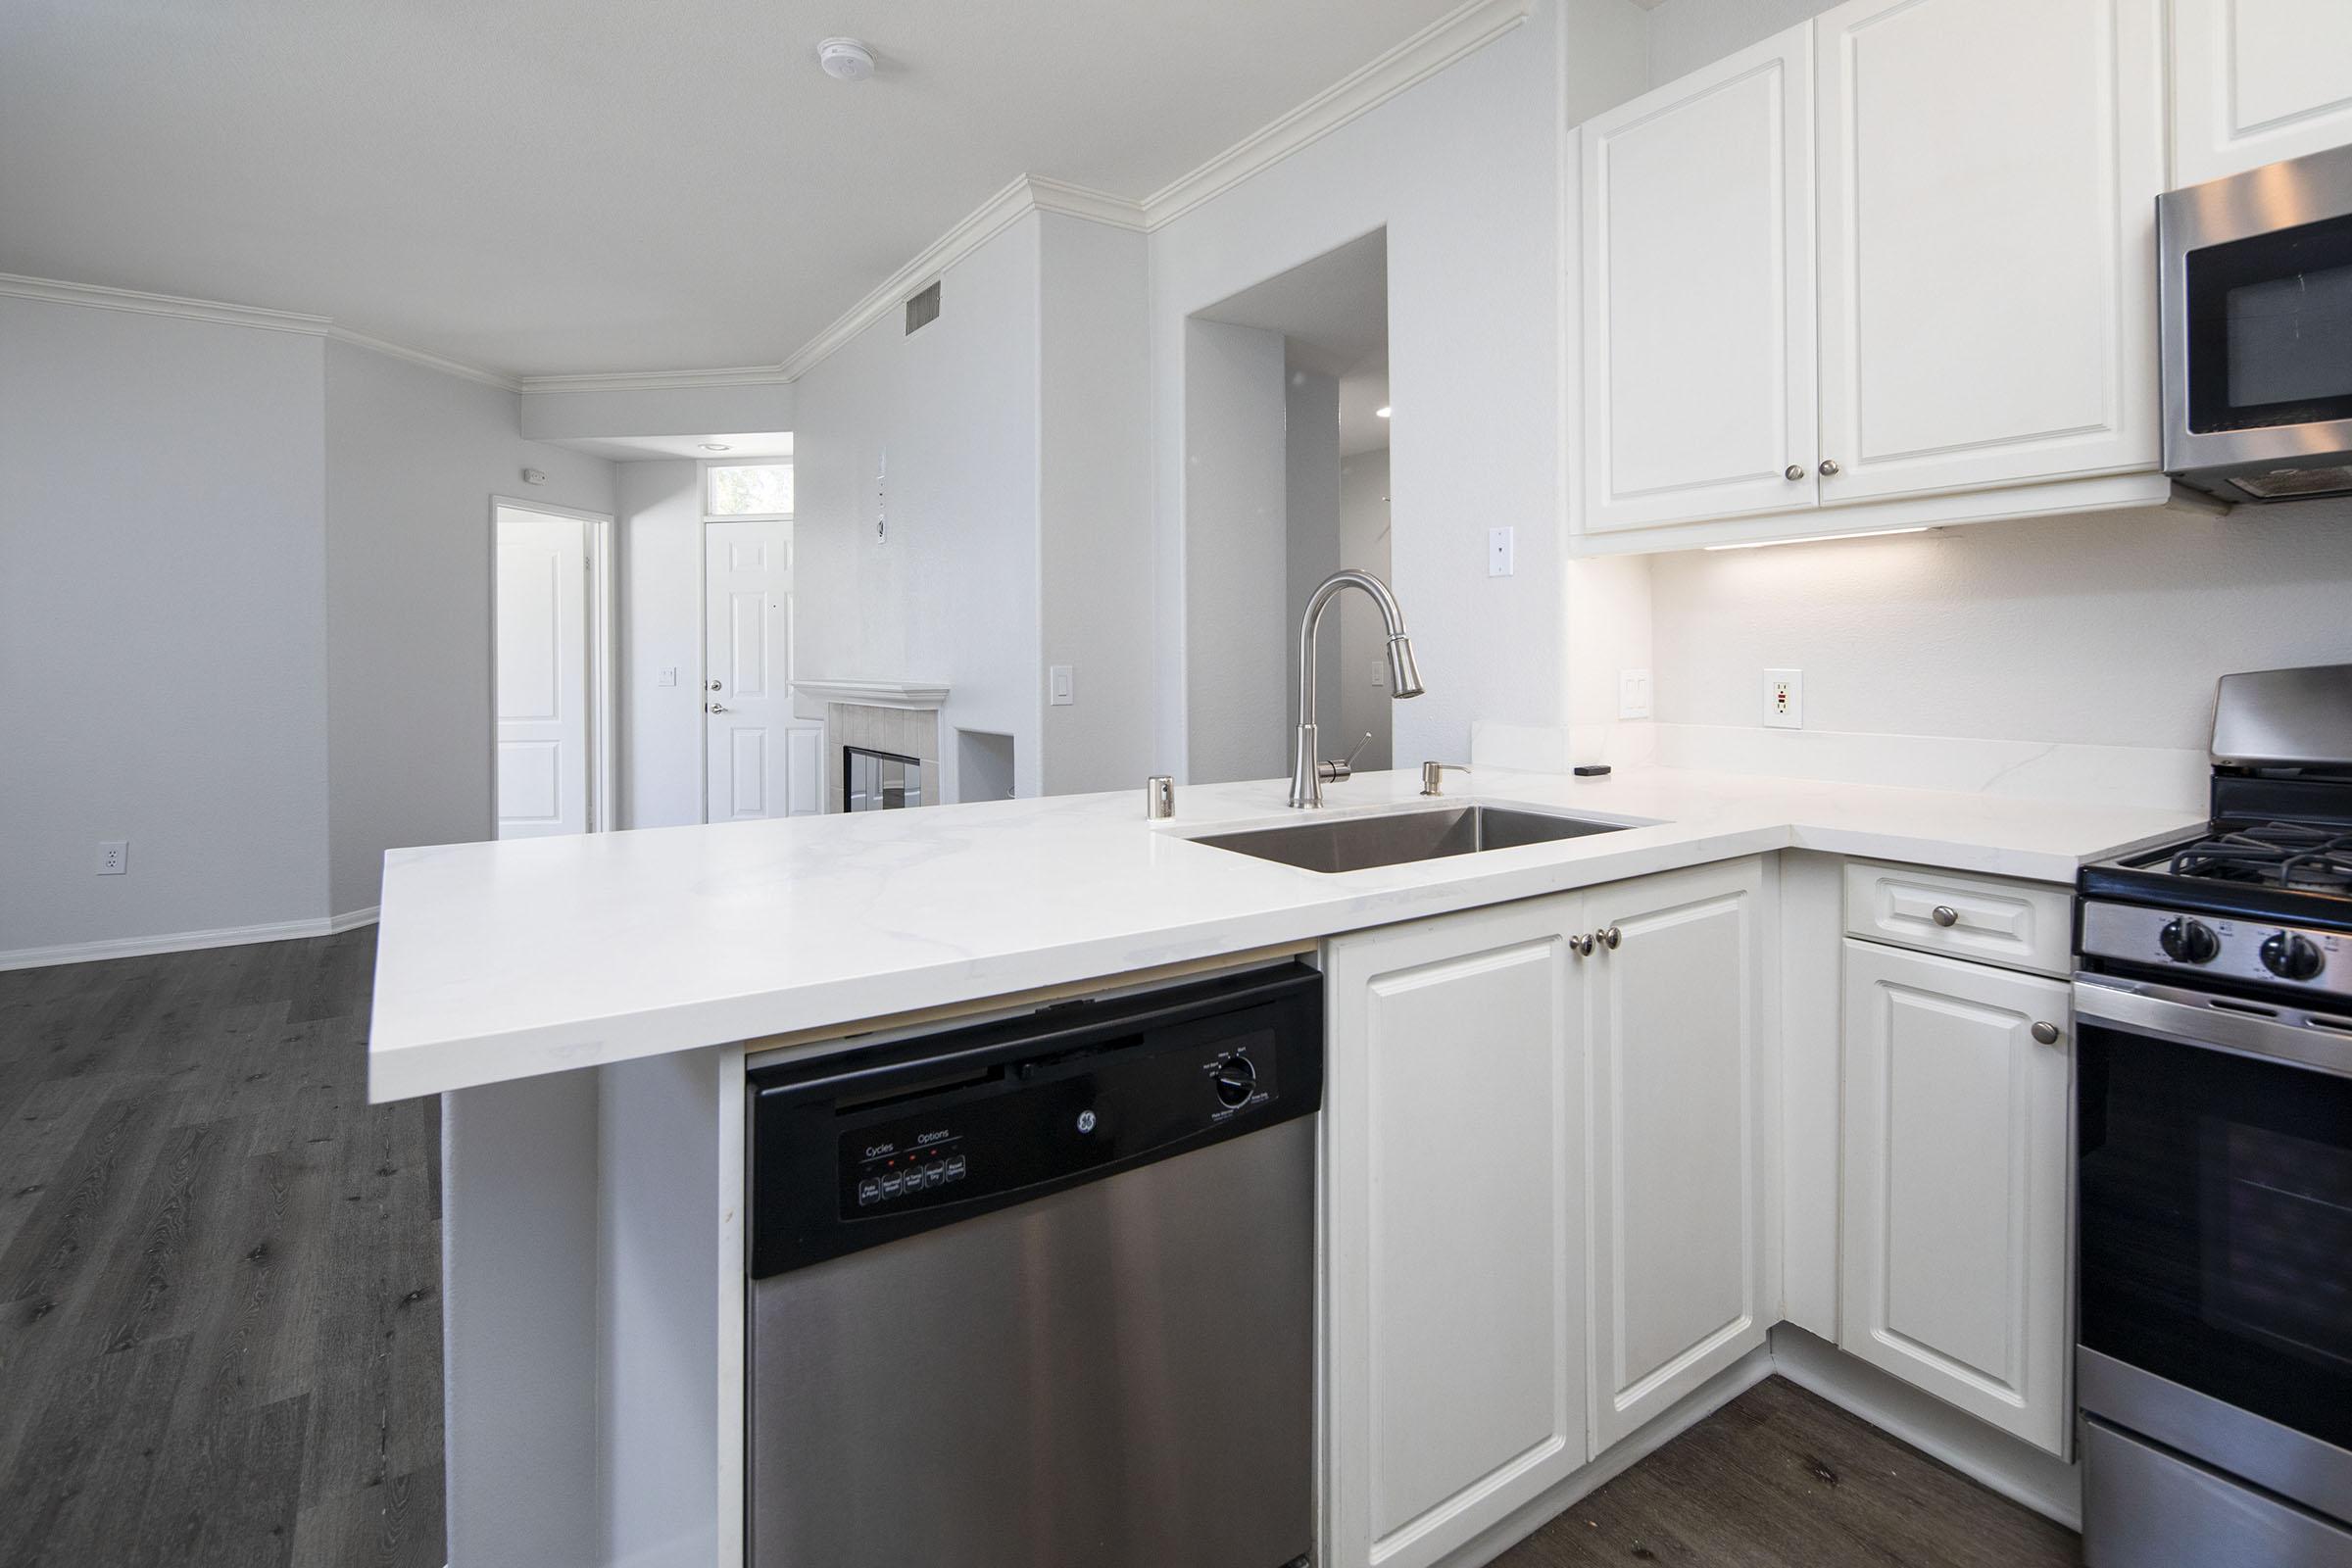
1819,459,1841,477
1571,933,1594,958
1785,464,1806,481
1599,926,1622,950
2031,1021,2063,1046
1932,906,1960,928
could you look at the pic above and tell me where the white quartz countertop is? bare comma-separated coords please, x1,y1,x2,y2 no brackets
367,765,2201,1102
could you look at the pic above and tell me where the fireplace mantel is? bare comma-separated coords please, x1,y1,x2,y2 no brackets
791,679,950,710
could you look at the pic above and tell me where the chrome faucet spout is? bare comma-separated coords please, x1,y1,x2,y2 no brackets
1289,568,1424,808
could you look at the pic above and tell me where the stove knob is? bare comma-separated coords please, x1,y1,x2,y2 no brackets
2158,917,2220,964
1211,1054,1257,1108
2260,931,2325,982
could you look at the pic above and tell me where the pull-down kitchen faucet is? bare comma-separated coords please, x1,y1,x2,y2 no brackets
1289,568,1424,808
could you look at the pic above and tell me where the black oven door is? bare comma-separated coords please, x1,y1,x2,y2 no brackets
2077,980,2352,1454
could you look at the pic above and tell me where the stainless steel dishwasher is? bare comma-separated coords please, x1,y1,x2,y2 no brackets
746,961,1323,1568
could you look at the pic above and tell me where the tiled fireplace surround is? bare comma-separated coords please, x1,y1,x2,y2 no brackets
823,702,943,812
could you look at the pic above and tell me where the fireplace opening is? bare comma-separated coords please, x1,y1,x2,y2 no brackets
844,745,924,811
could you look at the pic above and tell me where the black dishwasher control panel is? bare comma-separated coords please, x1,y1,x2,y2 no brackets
749,962,1322,1278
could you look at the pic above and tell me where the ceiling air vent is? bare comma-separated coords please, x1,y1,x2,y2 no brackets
905,281,941,335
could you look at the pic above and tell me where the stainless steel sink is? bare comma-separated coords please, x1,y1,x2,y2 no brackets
1190,804,1633,874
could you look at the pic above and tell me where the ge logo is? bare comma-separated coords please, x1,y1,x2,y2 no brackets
1076,1109,1098,1134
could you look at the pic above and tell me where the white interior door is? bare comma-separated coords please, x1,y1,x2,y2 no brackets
705,520,808,821
1579,22,1818,534
495,506,589,839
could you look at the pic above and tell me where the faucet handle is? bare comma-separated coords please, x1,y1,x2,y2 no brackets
1420,760,1470,797
1319,732,1375,784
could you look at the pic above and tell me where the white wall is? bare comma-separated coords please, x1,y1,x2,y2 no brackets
1286,368,1344,745
518,380,796,446
1650,505,2352,750
1183,318,1292,784
323,340,614,913
0,296,330,956
794,213,1045,802
1037,213,1155,797
1151,2,1583,776
1644,0,1837,84
1338,446,1396,771
614,461,707,828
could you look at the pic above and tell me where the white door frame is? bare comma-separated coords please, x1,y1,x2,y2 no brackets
490,496,616,834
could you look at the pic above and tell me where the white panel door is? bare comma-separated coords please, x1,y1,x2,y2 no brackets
2172,0,2352,187
1323,896,1586,1568
1814,0,2164,503
1587,858,1770,1452
1580,24,1818,534
495,506,588,839
704,520,808,821
1839,940,2074,1455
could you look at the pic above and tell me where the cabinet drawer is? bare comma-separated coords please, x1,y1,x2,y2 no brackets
1841,860,2072,977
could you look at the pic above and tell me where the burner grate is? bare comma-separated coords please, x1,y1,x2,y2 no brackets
2170,822,2352,895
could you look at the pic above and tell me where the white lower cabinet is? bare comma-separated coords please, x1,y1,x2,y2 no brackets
1322,896,1587,1568
1838,939,2074,1455
1585,858,1772,1451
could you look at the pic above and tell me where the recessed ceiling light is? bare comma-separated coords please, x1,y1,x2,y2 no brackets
700,443,732,453
818,37,876,80
1375,406,1392,419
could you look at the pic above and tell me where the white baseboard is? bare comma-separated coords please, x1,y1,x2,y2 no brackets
0,906,380,971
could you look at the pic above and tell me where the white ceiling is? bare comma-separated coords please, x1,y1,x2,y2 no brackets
0,0,1461,379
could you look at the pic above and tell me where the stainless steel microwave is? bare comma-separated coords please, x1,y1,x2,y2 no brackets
2161,141,2352,504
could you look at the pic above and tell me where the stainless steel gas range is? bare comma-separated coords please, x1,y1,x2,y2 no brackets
2075,665,2352,1566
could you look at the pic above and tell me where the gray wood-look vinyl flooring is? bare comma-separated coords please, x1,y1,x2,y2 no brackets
2,933,2080,1568
0,930,441,1568
1494,1376,2081,1568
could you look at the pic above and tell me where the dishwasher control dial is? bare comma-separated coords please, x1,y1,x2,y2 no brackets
1211,1054,1258,1109
2261,931,2325,982
2158,916,2220,964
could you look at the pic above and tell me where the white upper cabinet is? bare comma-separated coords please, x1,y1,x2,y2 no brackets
1580,26,1818,534
2172,0,2352,187
1814,0,2164,504
1839,940,2074,1455
1585,858,1772,1452
1321,897,1587,1568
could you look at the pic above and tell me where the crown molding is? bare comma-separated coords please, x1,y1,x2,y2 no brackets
326,326,522,391
0,271,332,335
1026,175,1149,231
515,364,797,395
1141,0,1532,227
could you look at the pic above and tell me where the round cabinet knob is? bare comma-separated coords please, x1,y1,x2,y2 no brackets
1785,464,1807,482
1572,933,1595,958
1931,906,1960,928
2030,1021,2063,1046
1819,459,1842,477
2159,916,2221,965
1211,1054,1258,1109
2260,931,2325,982
1599,926,1623,950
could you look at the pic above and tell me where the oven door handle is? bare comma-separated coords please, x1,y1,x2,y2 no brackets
2074,975,2352,1079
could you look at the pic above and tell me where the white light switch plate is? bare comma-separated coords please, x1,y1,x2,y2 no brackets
1617,668,1652,720
96,840,127,875
1763,668,1803,729
658,666,678,688
1049,664,1075,707
1488,526,1515,577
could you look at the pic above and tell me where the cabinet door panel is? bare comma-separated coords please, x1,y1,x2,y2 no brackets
1323,900,1584,1568
1839,940,2073,1455
1815,0,2162,501
1580,24,1817,533
1587,858,1770,1451
2173,0,2352,187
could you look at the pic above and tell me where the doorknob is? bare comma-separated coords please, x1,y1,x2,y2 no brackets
707,702,731,714
707,679,722,691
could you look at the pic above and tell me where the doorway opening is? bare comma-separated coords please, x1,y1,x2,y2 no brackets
493,499,614,839
1183,228,1393,786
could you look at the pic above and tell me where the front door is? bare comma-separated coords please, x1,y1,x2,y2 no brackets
495,505,589,838
705,519,813,820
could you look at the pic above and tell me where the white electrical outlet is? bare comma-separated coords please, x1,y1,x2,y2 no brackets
1488,526,1515,577
658,665,678,688
1763,668,1803,729
1049,664,1075,707
1617,668,1653,720
96,840,127,876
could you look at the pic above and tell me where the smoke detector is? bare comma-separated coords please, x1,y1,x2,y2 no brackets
817,37,876,81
